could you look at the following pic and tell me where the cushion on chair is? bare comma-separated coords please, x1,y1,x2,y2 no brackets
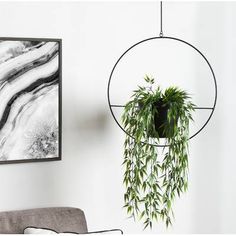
0,207,87,234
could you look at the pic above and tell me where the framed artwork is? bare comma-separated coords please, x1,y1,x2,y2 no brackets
0,37,62,164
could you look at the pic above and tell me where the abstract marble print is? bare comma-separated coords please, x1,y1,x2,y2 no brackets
0,38,61,163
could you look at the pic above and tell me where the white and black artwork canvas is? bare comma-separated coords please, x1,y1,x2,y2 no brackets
0,38,61,164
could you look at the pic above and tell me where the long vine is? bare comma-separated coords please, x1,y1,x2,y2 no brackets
122,76,195,229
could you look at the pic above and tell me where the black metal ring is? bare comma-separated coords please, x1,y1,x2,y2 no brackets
107,36,217,147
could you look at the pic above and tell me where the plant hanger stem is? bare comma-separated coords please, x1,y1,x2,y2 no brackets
159,1,163,37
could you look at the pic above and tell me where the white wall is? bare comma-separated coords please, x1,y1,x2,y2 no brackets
0,1,235,234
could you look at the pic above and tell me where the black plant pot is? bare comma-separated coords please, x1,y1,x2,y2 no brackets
153,100,169,138
138,100,175,138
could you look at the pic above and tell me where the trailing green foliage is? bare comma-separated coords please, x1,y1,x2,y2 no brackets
122,75,195,229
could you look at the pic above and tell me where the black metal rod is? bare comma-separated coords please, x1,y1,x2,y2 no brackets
111,104,214,110
195,107,214,110
159,1,163,37
110,105,125,107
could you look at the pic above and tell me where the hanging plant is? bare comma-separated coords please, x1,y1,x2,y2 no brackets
122,75,195,229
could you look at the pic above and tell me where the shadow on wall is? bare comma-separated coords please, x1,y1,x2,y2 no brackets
77,109,109,133
63,99,111,148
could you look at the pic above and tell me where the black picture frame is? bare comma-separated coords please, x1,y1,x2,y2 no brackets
0,37,62,164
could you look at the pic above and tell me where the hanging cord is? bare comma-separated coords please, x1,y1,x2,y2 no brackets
159,1,163,37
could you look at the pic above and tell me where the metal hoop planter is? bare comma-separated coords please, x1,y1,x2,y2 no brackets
107,36,217,147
